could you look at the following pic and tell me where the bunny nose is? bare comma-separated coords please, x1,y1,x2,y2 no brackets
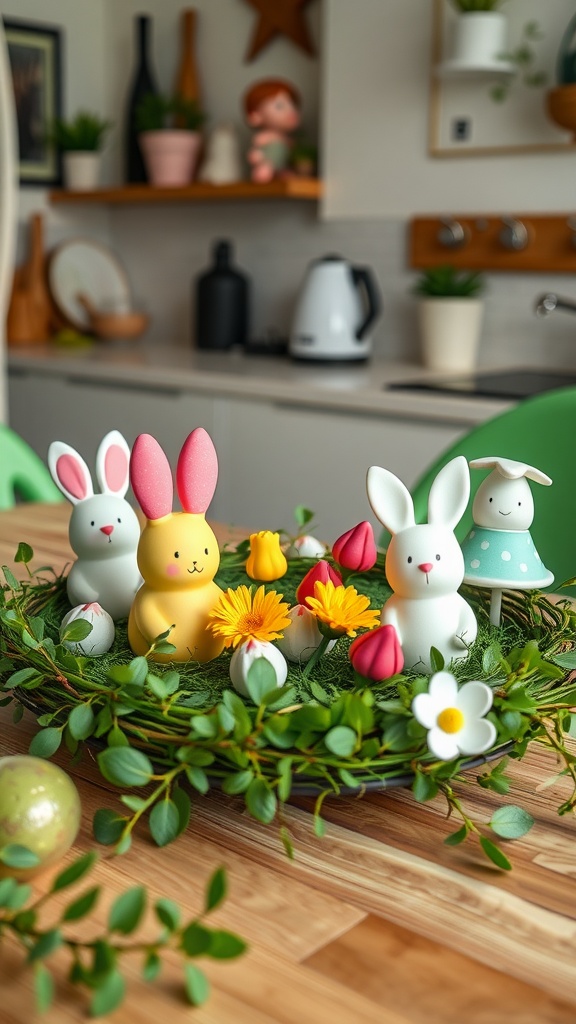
100,525,114,536
418,562,433,573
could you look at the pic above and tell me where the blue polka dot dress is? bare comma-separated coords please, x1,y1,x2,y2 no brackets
461,526,554,589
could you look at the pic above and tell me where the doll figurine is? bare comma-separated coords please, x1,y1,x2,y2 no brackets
243,78,301,183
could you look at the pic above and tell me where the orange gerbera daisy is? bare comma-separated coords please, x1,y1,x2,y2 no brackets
208,584,291,649
306,580,380,638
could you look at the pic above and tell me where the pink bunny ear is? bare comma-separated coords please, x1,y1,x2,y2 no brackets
96,430,131,497
130,434,173,520
48,441,94,505
176,428,218,514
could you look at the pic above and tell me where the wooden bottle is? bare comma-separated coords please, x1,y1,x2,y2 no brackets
7,213,52,345
174,8,202,111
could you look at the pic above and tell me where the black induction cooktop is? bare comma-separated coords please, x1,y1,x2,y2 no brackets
387,368,576,400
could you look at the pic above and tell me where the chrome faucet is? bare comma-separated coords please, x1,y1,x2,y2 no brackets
535,292,576,317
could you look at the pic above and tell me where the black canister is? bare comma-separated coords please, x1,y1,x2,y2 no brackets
195,240,250,349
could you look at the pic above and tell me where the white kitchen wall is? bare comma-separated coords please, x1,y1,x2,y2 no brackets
322,0,576,218
6,0,576,373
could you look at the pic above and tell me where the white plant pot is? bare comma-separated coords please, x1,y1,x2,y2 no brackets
63,152,101,191
139,130,201,187
418,298,484,374
450,12,508,68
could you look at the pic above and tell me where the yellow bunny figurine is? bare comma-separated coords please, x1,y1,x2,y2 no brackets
128,428,225,663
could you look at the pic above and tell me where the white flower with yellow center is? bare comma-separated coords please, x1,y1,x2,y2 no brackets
411,671,497,761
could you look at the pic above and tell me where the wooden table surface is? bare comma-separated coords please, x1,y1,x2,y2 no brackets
1,503,576,1023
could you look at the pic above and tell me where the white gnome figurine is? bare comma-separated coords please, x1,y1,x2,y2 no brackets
366,455,477,671
461,456,554,625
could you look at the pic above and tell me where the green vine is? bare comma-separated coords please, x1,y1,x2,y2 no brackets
0,847,245,1016
2,542,576,872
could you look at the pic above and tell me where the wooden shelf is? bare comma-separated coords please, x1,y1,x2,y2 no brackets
49,177,323,205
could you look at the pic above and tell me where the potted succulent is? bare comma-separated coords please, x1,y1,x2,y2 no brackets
136,93,205,187
47,111,111,191
413,265,486,373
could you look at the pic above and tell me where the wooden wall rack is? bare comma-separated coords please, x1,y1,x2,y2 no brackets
49,178,322,205
409,214,576,273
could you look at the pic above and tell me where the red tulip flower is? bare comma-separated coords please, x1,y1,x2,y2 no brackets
332,521,377,572
296,560,343,608
349,624,404,681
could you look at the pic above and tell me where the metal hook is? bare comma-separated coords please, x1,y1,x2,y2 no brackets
437,218,469,249
499,217,529,251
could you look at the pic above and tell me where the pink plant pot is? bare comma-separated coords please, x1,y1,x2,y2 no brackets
139,130,201,187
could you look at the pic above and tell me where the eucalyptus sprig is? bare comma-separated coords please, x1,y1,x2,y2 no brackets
0,849,245,1016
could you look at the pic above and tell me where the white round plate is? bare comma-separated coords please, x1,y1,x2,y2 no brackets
48,239,132,331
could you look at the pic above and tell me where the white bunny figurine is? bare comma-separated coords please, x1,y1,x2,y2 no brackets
48,431,142,621
366,455,477,671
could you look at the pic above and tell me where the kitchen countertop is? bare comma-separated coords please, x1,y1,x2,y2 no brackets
7,343,515,426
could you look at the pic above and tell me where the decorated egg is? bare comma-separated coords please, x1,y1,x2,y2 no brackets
286,535,327,559
229,638,288,697
0,756,81,879
60,602,115,656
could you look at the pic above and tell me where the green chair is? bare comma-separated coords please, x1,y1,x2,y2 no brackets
0,424,64,510
408,386,576,591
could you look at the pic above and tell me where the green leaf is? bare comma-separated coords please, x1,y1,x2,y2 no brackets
2,564,20,590
29,727,62,758
0,844,40,869
479,835,512,871
33,962,54,1013
205,867,227,913
412,771,438,803
108,886,146,934
221,769,254,795
207,929,247,959
149,799,180,847
93,808,128,846
68,702,95,741
314,814,326,838
14,542,33,564
324,725,357,757
155,898,181,932
0,877,18,907
27,928,63,963
489,805,535,840
180,921,213,956
61,619,93,643
62,886,100,922
120,794,148,812
52,851,97,892
172,785,192,836
142,952,162,982
97,746,154,787
293,505,314,529
444,825,469,846
245,778,277,824
89,969,126,1017
246,657,280,705
184,765,209,794
183,962,210,1006
5,667,42,689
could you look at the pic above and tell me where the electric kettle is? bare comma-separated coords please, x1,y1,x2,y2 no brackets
289,254,382,362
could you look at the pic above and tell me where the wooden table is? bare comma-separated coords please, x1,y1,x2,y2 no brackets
1,504,576,1023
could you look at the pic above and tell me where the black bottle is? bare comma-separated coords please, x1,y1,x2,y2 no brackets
195,241,250,350
124,15,159,183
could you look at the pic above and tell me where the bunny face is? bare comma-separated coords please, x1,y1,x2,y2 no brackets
69,494,141,559
472,473,534,532
386,524,465,599
137,514,220,591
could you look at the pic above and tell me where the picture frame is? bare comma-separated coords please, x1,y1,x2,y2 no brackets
3,18,63,186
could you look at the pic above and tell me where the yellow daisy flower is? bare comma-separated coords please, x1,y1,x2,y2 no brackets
306,580,380,638
208,584,291,649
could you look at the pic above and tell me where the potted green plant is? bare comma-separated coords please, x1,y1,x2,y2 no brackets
47,111,111,191
413,266,486,373
136,93,205,187
440,0,512,77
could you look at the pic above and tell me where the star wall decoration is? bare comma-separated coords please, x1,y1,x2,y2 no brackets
242,0,317,62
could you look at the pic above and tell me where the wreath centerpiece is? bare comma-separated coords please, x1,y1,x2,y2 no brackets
2,432,576,872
